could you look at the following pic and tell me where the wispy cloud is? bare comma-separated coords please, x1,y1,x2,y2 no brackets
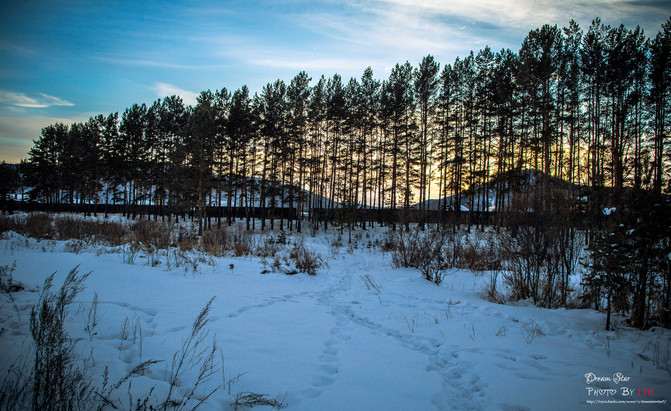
374,0,668,36
286,1,493,70
246,51,381,74
0,90,74,108
293,0,668,64
0,39,37,56
97,56,226,71
151,83,198,106
372,0,563,30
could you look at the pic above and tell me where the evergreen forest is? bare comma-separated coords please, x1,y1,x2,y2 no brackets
1,17,671,328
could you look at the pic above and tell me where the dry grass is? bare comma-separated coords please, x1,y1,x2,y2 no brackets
130,219,172,249
24,213,54,239
30,267,95,410
55,216,127,246
0,215,22,235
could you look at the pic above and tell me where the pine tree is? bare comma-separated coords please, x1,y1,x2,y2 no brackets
0,162,19,210
184,91,219,235
287,72,312,232
27,123,68,203
649,18,671,194
227,86,254,228
414,55,440,216
119,103,149,216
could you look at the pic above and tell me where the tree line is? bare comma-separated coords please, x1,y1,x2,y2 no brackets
1,17,670,328
6,17,670,234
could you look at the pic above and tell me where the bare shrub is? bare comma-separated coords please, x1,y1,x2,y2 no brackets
331,234,343,249
141,243,161,267
389,228,447,285
232,242,250,257
253,234,281,258
480,270,506,304
174,224,199,250
441,229,466,268
521,320,544,344
271,254,293,275
165,248,203,275
24,213,54,239
500,222,582,308
166,248,188,271
379,230,397,252
496,188,585,309
460,235,501,272
289,240,323,276
97,220,128,246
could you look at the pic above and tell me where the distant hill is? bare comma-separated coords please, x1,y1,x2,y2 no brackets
413,169,574,212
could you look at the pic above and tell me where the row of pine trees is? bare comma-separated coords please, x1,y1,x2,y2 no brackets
3,18,670,329
16,18,671,231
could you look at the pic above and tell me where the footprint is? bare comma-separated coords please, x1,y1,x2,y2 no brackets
312,375,335,387
495,362,517,371
103,301,129,308
119,348,137,364
302,387,322,399
318,364,338,374
166,325,187,333
320,351,338,362
129,306,157,316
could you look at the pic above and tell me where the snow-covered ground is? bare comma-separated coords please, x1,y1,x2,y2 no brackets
1,223,670,410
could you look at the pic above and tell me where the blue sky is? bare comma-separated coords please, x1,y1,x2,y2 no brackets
1,0,669,162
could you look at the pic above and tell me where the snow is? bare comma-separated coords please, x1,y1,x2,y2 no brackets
1,224,670,410
603,207,616,216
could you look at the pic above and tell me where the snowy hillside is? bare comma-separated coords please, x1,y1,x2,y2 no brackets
415,169,574,212
1,220,669,410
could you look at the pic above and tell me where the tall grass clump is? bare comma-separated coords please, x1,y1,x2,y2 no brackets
289,239,323,276
30,267,95,410
163,297,220,410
